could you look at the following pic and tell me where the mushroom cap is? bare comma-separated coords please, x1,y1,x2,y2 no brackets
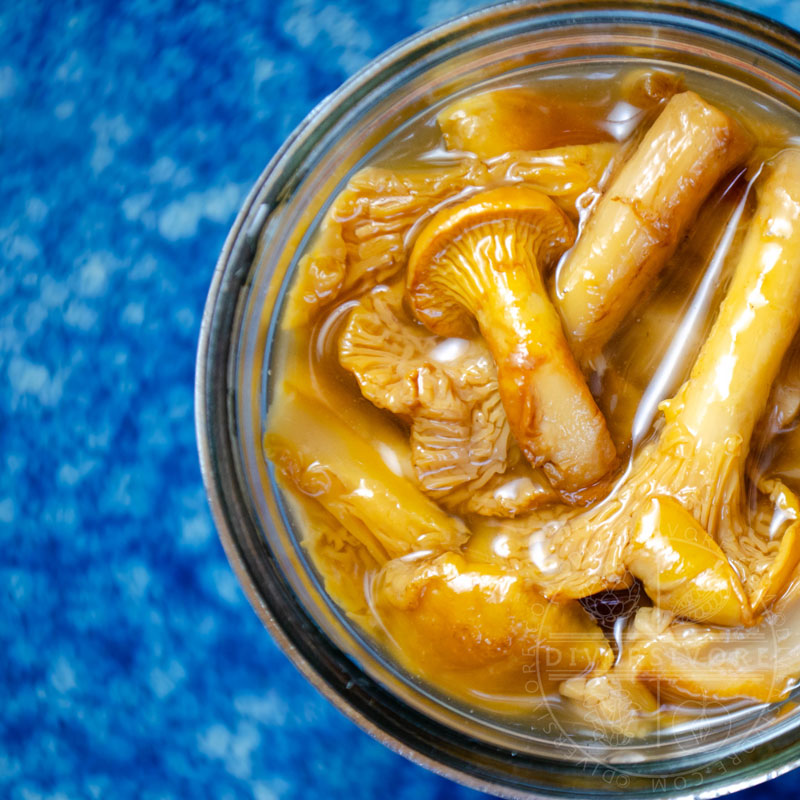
406,185,575,337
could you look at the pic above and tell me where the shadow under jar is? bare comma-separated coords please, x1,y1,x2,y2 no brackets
195,2,800,797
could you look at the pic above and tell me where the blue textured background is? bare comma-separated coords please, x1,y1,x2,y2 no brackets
5,1,800,798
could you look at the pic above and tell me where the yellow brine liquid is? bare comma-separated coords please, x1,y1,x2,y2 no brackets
264,61,800,741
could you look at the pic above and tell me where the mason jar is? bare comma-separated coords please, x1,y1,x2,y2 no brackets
196,2,800,796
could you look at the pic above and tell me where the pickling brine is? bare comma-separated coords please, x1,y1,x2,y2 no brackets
263,61,800,740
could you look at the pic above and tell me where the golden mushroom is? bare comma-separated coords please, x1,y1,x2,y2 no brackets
284,143,619,327
491,150,800,624
264,388,469,563
373,552,613,694
406,185,617,492
556,91,753,366
338,283,559,517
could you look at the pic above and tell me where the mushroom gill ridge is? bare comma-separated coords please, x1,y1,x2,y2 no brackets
339,283,559,516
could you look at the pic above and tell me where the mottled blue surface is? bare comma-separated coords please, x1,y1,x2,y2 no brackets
6,1,800,798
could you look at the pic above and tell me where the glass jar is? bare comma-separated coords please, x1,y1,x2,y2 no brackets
195,1,800,796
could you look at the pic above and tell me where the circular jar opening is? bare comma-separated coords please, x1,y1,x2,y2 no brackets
197,2,800,797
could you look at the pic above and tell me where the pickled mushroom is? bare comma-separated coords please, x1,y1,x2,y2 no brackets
285,489,380,621
628,497,750,627
500,150,800,624
624,607,796,703
437,71,684,159
406,185,617,491
557,91,754,366
559,670,660,739
264,388,468,562
338,283,558,516
560,606,799,729
437,87,613,157
263,70,800,738
284,143,619,326
598,172,750,449
373,552,613,690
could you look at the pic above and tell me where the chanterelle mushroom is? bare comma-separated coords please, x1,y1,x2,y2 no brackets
613,607,798,704
436,71,684,160
264,388,469,563
406,185,617,491
495,149,800,625
437,87,613,158
283,143,619,327
556,91,754,367
559,603,800,735
372,552,613,697
338,283,559,516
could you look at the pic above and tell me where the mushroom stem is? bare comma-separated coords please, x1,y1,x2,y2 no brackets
556,91,754,366
407,186,617,491
466,227,616,489
668,150,800,450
